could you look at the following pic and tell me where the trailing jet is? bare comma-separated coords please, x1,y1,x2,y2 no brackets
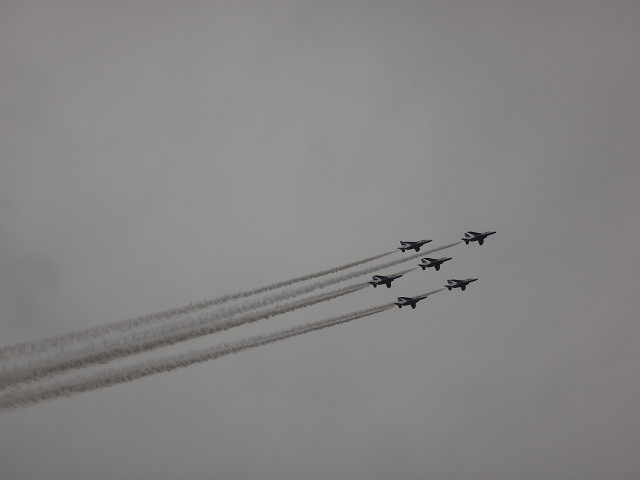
445,278,478,291
394,295,429,309
462,231,496,246
369,274,403,288
398,239,432,252
419,257,452,271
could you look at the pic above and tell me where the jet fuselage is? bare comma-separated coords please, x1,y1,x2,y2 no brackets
398,239,432,252
462,231,496,246
369,274,403,288
394,295,429,309
445,278,478,291
419,257,452,271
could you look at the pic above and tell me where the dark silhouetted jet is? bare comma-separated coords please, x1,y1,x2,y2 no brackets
462,231,496,246
369,274,403,288
419,257,452,271
394,295,429,309
398,239,432,252
445,278,478,291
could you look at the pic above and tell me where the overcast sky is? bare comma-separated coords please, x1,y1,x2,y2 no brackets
1,1,639,478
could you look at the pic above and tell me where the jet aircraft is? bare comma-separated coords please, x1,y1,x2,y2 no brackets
419,257,452,271
394,295,429,309
462,231,496,245
369,274,403,288
398,239,432,252
445,278,478,291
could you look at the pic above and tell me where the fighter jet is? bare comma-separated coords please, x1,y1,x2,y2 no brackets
398,239,432,252
419,257,452,271
394,295,429,309
369,274,403,288
445,278,478,291
462,231,496,246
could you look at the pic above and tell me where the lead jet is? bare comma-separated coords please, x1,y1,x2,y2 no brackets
445,278,478,291
398,239,432,252
394,294,429,309
369,274,403,288
462,231,496,246
419,257,452,271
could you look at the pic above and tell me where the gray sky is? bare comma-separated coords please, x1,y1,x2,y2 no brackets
1,1,639,478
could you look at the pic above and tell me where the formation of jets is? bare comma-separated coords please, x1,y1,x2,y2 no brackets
397,239,432,252
369,231,495,309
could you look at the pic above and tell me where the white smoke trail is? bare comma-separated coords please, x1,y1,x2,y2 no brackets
0,242,458,386
0,243,456,383
377,267,417,277
0,249,396,359
0,304,396,411
418,288,445,297
0,283,370,387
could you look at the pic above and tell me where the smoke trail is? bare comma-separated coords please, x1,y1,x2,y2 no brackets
0,253,444,387
0,242,457,387
377,267,417,277
0,304,396,411
0,283,370,387
1,243,456,362
0,249,396,359
418,288,445,297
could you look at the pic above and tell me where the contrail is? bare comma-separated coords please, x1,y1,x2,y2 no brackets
0,283,371,387
0,303,397,411
0,249,396,359
380,267,417,276
1,243,456,362
0,264,415,386
0,249,449,388
416,288,445,297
